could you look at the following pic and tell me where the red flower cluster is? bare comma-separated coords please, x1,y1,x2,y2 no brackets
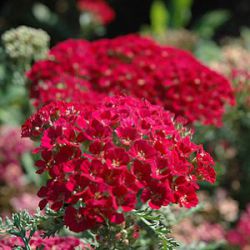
0,233,91,250
91,35,235,126
22,96,215,233
28,39,102,107
28,35,234,126
77,0,115,25
226,204,250,248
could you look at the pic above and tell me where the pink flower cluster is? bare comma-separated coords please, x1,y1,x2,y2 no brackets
0,127,33,187
10,193,40,214
22,96,215,233
28,35,235,127
77,0,115,25
173,219,225,245
0,233,91,250
227,204,250,248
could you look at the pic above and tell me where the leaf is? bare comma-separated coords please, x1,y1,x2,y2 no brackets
241,27,250,50
21,153,42,186
150,0,169,35
134,208,179,249
194,10,231,39
168,0,193,28
194,40,222,63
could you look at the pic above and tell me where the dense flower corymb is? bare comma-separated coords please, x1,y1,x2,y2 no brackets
28,35,235,126
28,39,106,107
2,25,49,61
90,35,235,126
22,96,215,233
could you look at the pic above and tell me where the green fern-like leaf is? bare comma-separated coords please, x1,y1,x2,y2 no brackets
134,208,179,250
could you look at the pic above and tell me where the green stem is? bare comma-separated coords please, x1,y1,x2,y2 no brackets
21,237,31,250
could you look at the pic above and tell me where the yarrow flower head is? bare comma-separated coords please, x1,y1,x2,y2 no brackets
2,25,50,62
77,0,115,25
28,35,235,126
22,96,215,233
27,39,105,106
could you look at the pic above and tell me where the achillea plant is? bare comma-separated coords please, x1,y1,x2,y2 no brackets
27,35,235,126
2,26,50,65
27,39,100,106
21,96,215,236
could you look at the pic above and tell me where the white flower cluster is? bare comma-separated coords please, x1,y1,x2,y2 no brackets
2,26,50,62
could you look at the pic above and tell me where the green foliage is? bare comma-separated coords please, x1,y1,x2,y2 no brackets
149,2,230,46
194,10,231,39
150,0,193,34
0,211,37,250
168,0,193,28
150,0,169,35
194,40,222,63
32,3,58,26
77,207,181,249
0,207,65,249
134,208,179,250
241,27,250,50
21,153,42,186
36,207,65,238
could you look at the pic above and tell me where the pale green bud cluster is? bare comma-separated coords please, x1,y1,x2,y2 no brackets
2,25,50,62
